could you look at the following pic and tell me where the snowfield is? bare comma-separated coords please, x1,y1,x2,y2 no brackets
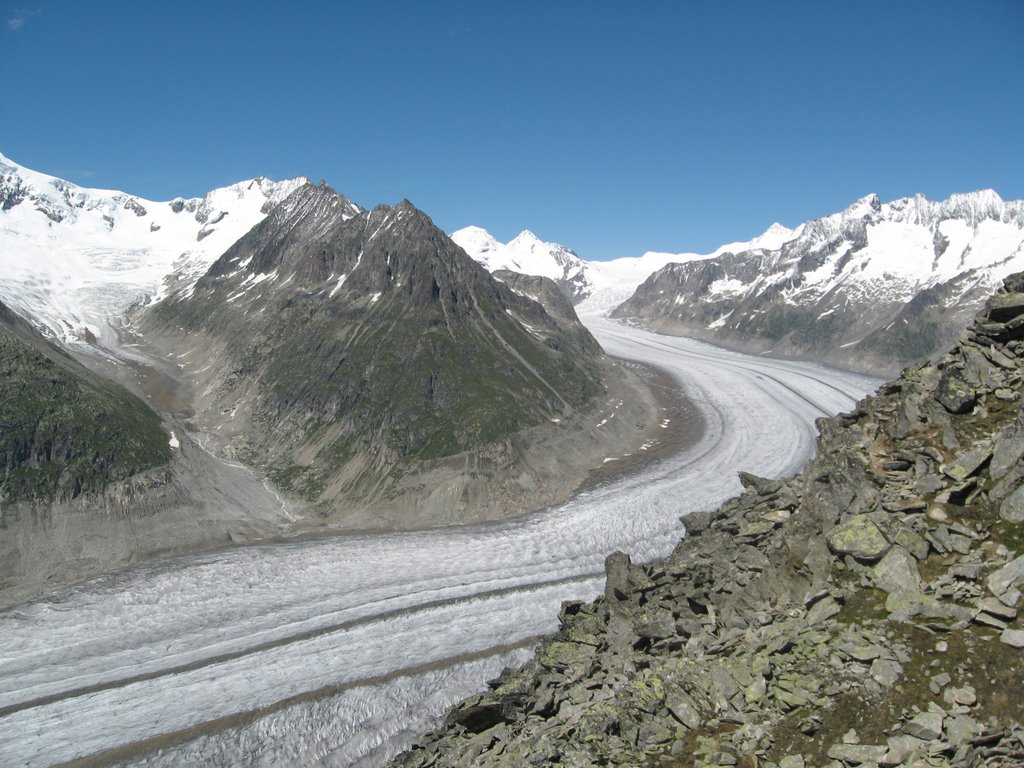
0,151,307,348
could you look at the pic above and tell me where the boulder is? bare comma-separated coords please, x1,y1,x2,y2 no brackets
935,368,976,414
1000,628,1024,648
991,411,1024,480
665,689,702,729
987,555,1024,598
942,444,992,482
903,711,943,741
872,546,923,593
826,516,891,561
1000,483,1024,523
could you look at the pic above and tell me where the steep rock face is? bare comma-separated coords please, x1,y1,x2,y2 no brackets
390,275,1024,768
138,183,605,515
0,299,169,504
491,269,595,344
612,191,1024,375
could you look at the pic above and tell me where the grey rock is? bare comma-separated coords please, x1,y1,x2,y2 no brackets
904,711,944,741
806,595,842,626
944,715,981,747
950,562,985,580
987,555,1024,597
942,444,992,482
665,689,702,729
871,658,903,688
976,596,1018,620
635,608,677,639
999,628,1024,648
915,473,946,495
744,674,767,705
997,587,1022,608
885,590,975,623
779,757,806,768
826,516,891,561
682,509,712,536
827,743,887,764
935,367,977,414
895,527,931,560
872,546,923,593
1000,483,1024,523
883,734,927,765
943,686,977,707
929,672,951,694
604,552,633,602
974,612,1009,629
991,412,1024,480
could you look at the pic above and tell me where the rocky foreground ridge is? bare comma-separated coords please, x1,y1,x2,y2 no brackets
390,274,1024,767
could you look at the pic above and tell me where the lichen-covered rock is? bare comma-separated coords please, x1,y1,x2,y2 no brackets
826,515,891,561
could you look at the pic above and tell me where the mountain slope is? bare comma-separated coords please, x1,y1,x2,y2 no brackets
137,182,608,521
0,299,170,503
612,191,1024,375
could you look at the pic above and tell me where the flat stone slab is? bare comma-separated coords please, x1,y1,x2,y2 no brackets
904,711,944,741
988,555,1024,597
1000,628,1024,648
942,444,992,482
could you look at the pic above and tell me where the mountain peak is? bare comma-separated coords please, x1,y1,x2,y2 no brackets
843,193,882,219
509,229,543,247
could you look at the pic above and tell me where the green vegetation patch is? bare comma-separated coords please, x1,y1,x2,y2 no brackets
0,326,170,503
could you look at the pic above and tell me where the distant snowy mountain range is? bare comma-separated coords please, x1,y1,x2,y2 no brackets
456,191,1024,373
451,222,796,316
3,150,1022,376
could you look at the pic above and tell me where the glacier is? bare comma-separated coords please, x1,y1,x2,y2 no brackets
0,317,878,767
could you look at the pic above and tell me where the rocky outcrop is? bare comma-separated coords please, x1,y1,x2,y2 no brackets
390,273,1024,767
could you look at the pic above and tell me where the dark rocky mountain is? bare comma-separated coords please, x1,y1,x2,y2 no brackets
612,191,1024,376
137,182,607,519
391,274,1024,767
0,299,169,504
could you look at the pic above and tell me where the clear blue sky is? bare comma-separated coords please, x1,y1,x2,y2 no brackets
3,1,1022,260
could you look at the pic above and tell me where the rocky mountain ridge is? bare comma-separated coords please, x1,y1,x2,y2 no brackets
390,273,1024,767
612,191,1024,376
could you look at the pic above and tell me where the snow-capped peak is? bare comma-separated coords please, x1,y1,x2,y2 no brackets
507,229,543,249
745,221,799,251
0,151,309,347
842,193,883,220
450,225,501,256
